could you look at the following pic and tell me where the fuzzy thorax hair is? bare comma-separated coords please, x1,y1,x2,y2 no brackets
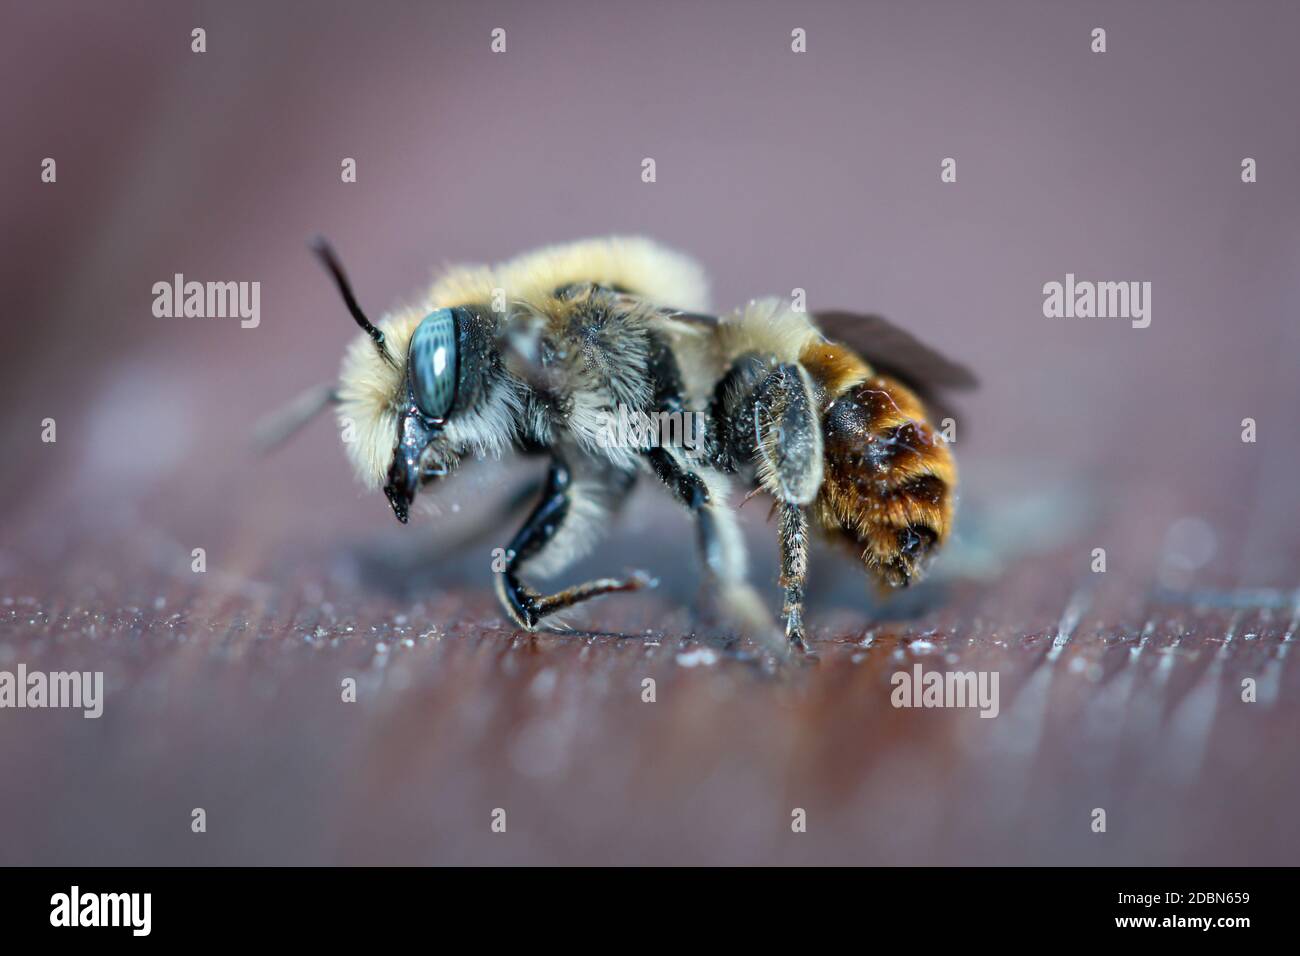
336,236,710,490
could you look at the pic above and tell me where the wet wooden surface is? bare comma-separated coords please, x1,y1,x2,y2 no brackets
1,448,1297,865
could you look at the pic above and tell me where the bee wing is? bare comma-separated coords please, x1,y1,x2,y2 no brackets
656,306,975,410
658,307,975,384
644,308,723,337
812,310,976,426
496,310,568,396
812,311,977,391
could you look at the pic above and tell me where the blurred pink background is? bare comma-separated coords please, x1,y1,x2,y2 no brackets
3,0,1298,568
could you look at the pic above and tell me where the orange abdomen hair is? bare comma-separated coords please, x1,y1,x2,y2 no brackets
800,341,956,589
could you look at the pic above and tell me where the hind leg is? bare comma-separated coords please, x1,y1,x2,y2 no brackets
713,358,824,650
753,363,823,650
778,501,811,650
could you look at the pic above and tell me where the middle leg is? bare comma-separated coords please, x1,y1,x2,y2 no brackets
643,446,785,655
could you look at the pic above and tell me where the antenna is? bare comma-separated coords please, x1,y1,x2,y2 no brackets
311,236,397,368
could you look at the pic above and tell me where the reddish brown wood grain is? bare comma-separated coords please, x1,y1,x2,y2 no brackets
1,457,1296,864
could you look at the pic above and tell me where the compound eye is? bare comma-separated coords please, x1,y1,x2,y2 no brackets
407,308,457,420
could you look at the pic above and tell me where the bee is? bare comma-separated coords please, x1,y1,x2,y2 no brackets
273,236,974,655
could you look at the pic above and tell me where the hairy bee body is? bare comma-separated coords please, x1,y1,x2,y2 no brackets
815,364,956,586
701,308,956,590
314,236,969,654
687,302,957,640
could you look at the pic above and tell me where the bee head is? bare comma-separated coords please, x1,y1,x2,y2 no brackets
382,307,461,523
315,238,507,523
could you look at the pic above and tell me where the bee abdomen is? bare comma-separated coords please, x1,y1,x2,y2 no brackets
811,372,956,589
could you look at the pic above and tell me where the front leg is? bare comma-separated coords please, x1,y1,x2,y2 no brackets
494,457,647,630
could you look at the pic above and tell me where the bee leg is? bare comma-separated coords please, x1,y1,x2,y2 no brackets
749,363,823,651
643,447,785,656
499,574,650,630
778,501,810,651
495,458,647,630
752,363,825,505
